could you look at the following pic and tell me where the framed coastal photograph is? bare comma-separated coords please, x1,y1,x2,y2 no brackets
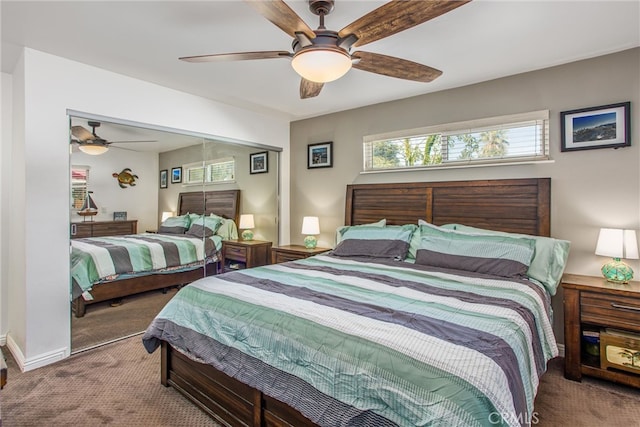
250,151,268,174
307,141,333,169
113,211,127,221
171,166,182,184
561,102,630,152
159,169,168,189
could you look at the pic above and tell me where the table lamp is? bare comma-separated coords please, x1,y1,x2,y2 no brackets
595,228,639,283
302,216,320,249
161,211,175,222
239,214,255,241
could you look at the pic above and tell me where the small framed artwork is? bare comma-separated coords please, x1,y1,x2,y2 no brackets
113,211,127,221
171,167,182,184
308,141,333,169
159,169,168,189
561,102,630,152
250,151,268,174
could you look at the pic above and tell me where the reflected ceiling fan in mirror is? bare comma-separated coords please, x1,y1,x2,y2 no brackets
71,121,156,155
179,0,472,99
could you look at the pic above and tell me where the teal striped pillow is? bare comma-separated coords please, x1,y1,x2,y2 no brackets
444,223,570,295
158,215,190,234
415,223,535,278
186,215,223,238
335,219,386,245
333,224,416,260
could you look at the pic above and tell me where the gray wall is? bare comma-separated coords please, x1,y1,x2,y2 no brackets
159,141,279,244
290,48,640,345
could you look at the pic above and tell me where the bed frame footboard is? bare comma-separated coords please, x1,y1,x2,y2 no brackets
160,341,317,427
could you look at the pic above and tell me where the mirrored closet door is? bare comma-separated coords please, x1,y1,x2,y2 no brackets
69,115,280,353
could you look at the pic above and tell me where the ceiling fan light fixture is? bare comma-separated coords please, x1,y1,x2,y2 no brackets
79,143,109,155
291,47,352,83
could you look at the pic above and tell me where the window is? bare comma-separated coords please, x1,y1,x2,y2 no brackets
71,165,90,209
363,111,549,172
183,157,235,185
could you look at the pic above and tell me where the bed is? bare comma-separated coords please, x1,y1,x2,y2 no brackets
143,178,567,427
71,189,240,317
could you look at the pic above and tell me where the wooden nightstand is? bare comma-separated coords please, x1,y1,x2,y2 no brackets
562,273,640,388
271,245,331,264
222,239,272,271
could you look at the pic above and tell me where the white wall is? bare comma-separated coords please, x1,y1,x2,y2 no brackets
0,72,13,344
6,48,290,370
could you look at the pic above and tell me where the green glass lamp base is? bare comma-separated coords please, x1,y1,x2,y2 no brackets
241,229,254,241
601,258,634,284
304,235,317,249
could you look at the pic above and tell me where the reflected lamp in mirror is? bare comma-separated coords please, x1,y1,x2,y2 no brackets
239,214,255,241
302,216,320,249
161,211,175,222
595,228,639,283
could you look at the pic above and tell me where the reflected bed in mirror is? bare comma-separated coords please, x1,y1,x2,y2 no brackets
70,189,240,318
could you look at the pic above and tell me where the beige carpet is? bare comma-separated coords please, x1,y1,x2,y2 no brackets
3,335,220,426
534,357,639,426
2,337,639,426
72,287,178,352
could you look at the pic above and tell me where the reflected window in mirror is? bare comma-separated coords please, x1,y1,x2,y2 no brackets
71,165,90,210
183,157,236,185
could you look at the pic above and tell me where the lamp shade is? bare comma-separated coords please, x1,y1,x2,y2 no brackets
79,143,109,155
596,228,639,259
291,48,352,83
161,211,175,222
239,214,255,229
301,216,320,235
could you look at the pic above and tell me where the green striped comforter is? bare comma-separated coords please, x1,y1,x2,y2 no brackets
71,233,222,299
143,254,557,426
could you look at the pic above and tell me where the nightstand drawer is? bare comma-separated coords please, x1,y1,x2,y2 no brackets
274,252,304,263
581,292,640,332
225,245,247,261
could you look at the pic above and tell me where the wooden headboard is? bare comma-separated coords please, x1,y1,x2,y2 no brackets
177,190,241,225
345,178,550,237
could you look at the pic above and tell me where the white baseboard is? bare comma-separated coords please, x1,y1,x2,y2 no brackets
6,334,69,372
0,334,6,346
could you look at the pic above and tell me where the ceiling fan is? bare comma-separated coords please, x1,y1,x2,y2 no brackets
70,121,156,155
179,0,472,99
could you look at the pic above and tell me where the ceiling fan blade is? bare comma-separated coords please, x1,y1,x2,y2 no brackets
300,79,324,99
339,0,472,48
71,125,95,142
110,145,142,152
244,0,315,40
352,51,442,82
110,140,157,144
180,51,291,63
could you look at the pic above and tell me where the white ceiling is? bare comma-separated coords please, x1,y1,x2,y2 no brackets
2,0,639,122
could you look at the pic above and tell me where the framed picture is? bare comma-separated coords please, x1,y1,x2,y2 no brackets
159,169,168,189
561,102,630,152
171,166,182,184
113,211,127,221
307,141,333,169
250,151,268,174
